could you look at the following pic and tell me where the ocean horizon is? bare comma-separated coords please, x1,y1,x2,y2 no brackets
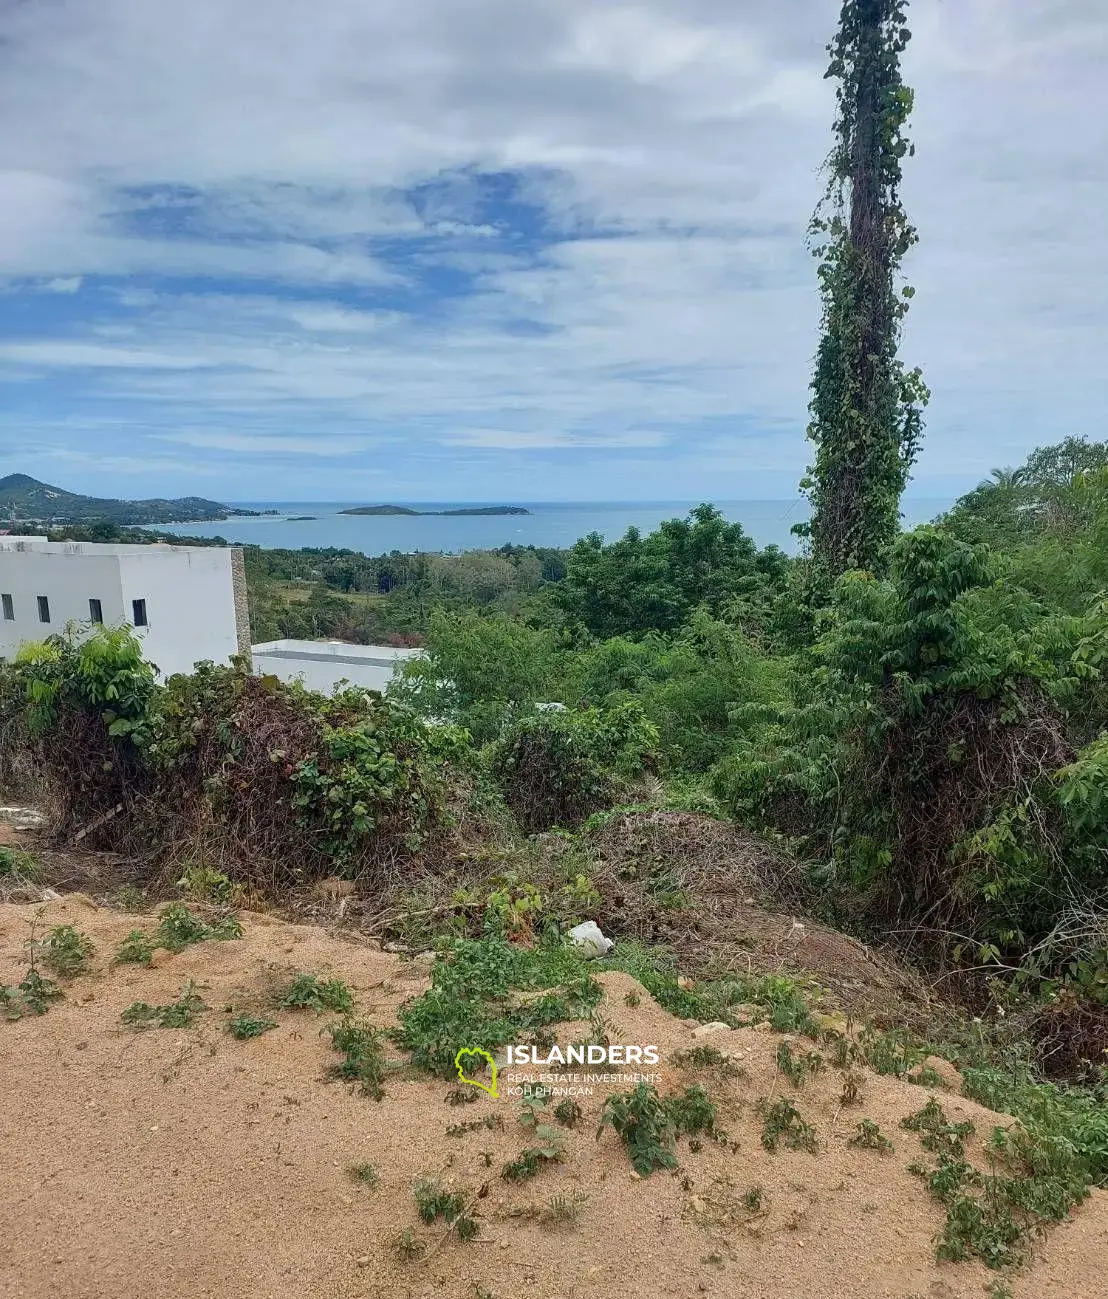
156,496,954,556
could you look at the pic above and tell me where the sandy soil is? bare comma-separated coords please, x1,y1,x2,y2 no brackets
0,896,1105,1299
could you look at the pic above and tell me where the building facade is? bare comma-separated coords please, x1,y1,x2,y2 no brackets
0,539,250,677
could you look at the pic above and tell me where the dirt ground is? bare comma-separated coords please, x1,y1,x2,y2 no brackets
1,896,1105,1299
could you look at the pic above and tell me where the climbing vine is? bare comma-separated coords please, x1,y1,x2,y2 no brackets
804,0,928,578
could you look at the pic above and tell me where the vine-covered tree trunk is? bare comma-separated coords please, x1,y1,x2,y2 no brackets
805,0,927,578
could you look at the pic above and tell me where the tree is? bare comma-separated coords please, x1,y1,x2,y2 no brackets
804,0,928,578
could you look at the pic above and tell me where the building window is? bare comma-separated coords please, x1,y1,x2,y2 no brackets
89,598,103,624
37,596,50,624
132,598,148,627
1,594,12,621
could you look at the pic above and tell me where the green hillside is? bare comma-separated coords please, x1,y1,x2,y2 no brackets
0,473,253,525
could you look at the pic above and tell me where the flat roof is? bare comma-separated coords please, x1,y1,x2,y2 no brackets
252,640,423,666
0,538,233,556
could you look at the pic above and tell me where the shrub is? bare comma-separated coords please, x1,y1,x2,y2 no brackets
597,1083,678,1175
490,701,658,833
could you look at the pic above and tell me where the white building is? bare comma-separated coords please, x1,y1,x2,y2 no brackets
251,638,422,694
0,538,251,677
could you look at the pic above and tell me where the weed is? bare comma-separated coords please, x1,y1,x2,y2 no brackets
226,1012,277,1040
446,1116,502,1138
597,1082,677,1175
667,1085,718,1138
901,1098,975,1158
392,1228,426,1261
413,1178,466,1223
849,1119,894,1153
175,864,236,904
279,972,354,1014
1,968,64,1019
624,991,641,1008
325,1019,387,1099
445,1086,480,1106
347,1162,379,1188
114,930,155,966
986,1281,1014,1299
822,1028,855,1069
541,1191,588,1228
776,1041,825,1088
840,1071,863,1106
856,1026,926,1079
155,902,242,952
554,1098,582,1128
37,925,94,978
121,981,207,1029
760,1099,818,1154
742,1185,765,1213
0,845,40,880
503,1123,565,1181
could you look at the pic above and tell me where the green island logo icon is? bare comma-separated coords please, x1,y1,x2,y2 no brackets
454,1046,498,1098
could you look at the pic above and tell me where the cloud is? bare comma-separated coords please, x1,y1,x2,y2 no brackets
0,0,1104,500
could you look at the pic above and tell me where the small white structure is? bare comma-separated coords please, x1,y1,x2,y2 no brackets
251,638,422,694
0,538,250,677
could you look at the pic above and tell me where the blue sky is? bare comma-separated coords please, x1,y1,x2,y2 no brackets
0,0,1104,503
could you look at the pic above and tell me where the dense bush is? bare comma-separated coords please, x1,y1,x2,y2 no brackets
490,701,658,833
0,627,467,887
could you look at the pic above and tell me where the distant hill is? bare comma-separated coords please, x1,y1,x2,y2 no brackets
0,474,258,525
338,504,530,517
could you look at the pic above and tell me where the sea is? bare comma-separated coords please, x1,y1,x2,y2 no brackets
156,497,952,557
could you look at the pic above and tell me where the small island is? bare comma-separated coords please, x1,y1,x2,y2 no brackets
338,504,531,517
286,515,318,522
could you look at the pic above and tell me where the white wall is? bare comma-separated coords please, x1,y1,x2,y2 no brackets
0,544,126,657
251,640,421,695
0,540,243,677
116,546,240,677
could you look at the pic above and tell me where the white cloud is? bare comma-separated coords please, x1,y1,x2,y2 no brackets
0,0,1104,498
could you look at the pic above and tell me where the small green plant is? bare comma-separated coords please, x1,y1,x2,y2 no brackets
446,1115,502,1138
176,864,236,904
325,1019,387,1099
742,1185,765,1213
901,1098,975,1158
624,990,641,1008
554,1098,582,1128
840,1071,863,1106
597,1083,677,1175
760,1099,818,1154
114,929,155,966
776,1041,824,1088
121,982,207,1029
445,1086,480,1106
413,1177,477,1236
541,1191,588,1228
226,1012,277,1040
502,1123,565,1181
849,1119,894,1153
0,845,39,880
1,968,64,1019
392,1228,426,1261
155,902,242,952
38,925,95,978
279,972,354,1014
347,1162,379,1188
667,1085,718,1138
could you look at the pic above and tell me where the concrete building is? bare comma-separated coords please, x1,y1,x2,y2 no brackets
251,639,422,694
0,538,251,677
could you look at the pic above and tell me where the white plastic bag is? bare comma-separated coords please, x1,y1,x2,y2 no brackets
566,920,614,957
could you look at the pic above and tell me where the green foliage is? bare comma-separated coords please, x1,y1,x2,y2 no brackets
347,1162,379,1188
490,701,657,833
760,1099,818,1153
114,930,156,966
413,1178,467,1224
776,1041,825,1087
121,982,207,1029
226,1013,277,1040
597,1083,678,1175
555,505,786,639
39,925,95,978
324,1020,388,1099
1,968,64,1019
155,903,242,952
666,1085,718,1138
279,972,355,1014
805,0,926,575
395,936,601,1078
0,845,40,881
848,1119,893,1152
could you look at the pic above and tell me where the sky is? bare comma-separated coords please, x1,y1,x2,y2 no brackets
0,0,1104,504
